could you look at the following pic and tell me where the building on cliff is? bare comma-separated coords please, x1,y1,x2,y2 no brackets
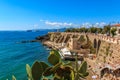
111,24,120,36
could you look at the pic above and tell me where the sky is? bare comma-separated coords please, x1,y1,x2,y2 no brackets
0,0,120,30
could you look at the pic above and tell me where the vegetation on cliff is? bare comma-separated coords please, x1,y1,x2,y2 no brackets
65,25,116,37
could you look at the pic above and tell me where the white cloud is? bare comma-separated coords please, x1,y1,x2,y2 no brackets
40,19,78,27
45,21,62,26
94,22,99,27
94,22,106,27
81,22,92,28
45,21,74,27
81,22,107,28
40,19,107,28
40,19,44,22
99,22,106,26
40,19,48,22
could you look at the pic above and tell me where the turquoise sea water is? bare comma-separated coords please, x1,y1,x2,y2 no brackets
0,31,50,80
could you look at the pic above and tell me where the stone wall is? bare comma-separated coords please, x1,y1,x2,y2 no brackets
49,32,120,78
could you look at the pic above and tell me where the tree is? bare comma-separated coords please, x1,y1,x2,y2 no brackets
97,28,103,33
103,25,111,35
110,28,117,37
84,28,89,33
71,28,77,32
79,27,88,33
65,28,71,32
76,28,81,32
88,27,97,33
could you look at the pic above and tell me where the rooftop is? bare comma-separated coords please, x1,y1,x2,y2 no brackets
112,24,120,27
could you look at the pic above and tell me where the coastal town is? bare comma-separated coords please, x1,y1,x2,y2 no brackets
1,0,120,80
36,24,120,80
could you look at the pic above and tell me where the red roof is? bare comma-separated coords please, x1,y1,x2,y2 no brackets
112,24,120,27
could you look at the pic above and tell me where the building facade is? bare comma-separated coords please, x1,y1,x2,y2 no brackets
112,24,120,36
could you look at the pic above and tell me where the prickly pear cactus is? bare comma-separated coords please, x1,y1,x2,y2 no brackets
50,50,61,58
43,67,53,76
39,61,49,72
12,75,16,80
78,61,89,77
31,61,43,80
26,64,33,80
55,65,73,80
48,54,60,65
70,70,74,80
11,50,89,80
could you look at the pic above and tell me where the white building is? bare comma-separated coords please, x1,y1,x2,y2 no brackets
112,24,120,36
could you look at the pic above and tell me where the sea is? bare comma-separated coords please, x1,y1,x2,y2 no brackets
0,30,55,80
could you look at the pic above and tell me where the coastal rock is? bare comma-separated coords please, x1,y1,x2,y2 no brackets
19,40,38,43
36,34,50,42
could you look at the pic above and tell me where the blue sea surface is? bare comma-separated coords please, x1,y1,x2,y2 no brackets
0,31,51,80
